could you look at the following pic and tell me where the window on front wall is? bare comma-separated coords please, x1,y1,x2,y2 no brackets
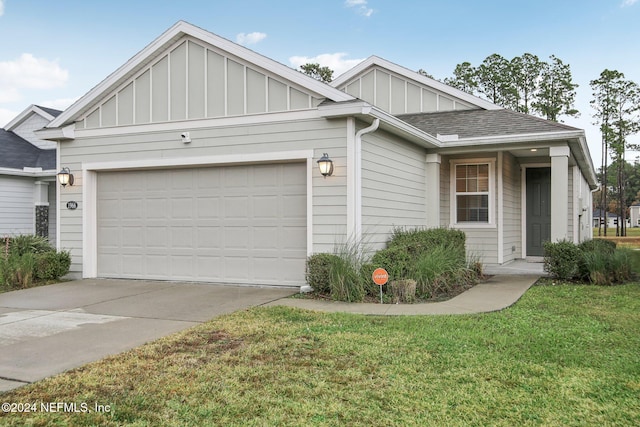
455,163,490,223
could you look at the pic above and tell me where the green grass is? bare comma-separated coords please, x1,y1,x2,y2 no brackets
593,227,640,237
1,283,640,426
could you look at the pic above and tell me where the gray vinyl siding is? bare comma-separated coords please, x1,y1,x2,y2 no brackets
59,117,349,276
48,182,57,247
576,170,592,242
440,153,499,265
439,158,450,227
76,38,324,130
502,152,521,262
0,176,34,236
336,67,477,115
361,128,427,250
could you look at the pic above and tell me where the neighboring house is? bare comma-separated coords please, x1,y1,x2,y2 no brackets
39,21,597,288
629,205,640,228
593,208,631,229
1,105,61,245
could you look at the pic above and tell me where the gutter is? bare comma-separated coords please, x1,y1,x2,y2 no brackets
354,118,380,242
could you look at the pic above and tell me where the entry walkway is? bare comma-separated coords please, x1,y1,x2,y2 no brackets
265,274,540,315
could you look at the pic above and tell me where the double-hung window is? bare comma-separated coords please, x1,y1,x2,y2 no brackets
452,160,494,226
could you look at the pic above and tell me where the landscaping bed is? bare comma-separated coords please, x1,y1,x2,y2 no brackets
305,227,482,303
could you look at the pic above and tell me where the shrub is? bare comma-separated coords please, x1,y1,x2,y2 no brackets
543,240,581,280
359,262,382,297
306,253,340,294
387,227,466,263
4,253,36,288
329,255,365,302
34,250,71,281
578,239,616,255
414,245,464,298
370,246,414,281
6,234,55,257
329,239,367,302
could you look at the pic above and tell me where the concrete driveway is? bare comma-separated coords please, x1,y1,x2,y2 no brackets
0,279,295,392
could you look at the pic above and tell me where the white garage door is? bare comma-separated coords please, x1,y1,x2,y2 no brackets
96,163,307,286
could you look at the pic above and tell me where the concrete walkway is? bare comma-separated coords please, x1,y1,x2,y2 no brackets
265,274,539,315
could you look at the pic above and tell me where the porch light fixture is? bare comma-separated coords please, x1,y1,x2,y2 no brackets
317,153,334,177
57,167,74,187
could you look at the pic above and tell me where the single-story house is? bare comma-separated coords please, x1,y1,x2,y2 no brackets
39,21,597,288
1,105,61,244
593,208,631,229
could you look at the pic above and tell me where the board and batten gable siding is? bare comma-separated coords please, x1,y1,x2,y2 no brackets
76,37,323,130
440,153,499,265
502,152,521,262
58,117,349,277
0,176,34,235
338,68,476,115
360,128,427,250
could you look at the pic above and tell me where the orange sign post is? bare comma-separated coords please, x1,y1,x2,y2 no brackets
372,268,389,303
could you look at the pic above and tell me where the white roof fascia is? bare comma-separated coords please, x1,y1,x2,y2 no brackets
442,130,586,146
48,21,354,129
35,124,75,141
331,56,501,111
4,104,56,131
0,167,56,177
318,101,441,148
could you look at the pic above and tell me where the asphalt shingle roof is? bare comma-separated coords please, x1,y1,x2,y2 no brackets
396,109,580,139
0,129,56,170
35,105,62,118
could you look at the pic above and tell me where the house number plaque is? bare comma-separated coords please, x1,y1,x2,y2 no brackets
66,201,78,210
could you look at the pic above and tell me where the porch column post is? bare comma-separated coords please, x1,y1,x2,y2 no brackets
425,153,441,228
550,145,570,241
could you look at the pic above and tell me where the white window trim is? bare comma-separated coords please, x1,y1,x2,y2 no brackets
449,158,496,229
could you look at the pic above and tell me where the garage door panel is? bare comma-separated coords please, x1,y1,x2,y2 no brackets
97,163,306,286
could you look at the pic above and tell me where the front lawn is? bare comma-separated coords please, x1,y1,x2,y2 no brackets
1,283,639,426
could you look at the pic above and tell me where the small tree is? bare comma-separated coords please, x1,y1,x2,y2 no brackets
300,63,333,83
444,62,477,94
533,55,579,122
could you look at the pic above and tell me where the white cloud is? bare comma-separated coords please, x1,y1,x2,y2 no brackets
236,32,267,45
0,0,4,17
0,53,68,103
289,53,365,78
345,0,374,17
0,108,18,128
37,97,78,111
622,0,638,6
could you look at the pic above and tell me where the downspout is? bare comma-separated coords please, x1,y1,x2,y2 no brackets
354,118,380,243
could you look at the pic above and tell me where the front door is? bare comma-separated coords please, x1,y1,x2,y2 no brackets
526,167,551,257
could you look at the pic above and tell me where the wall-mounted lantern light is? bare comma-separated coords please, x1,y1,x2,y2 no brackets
57,167,74,187
317,153,334,178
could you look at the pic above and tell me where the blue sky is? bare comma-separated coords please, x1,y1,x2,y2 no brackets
1,0,639,166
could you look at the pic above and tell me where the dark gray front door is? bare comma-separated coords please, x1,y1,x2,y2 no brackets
526,167,551,256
